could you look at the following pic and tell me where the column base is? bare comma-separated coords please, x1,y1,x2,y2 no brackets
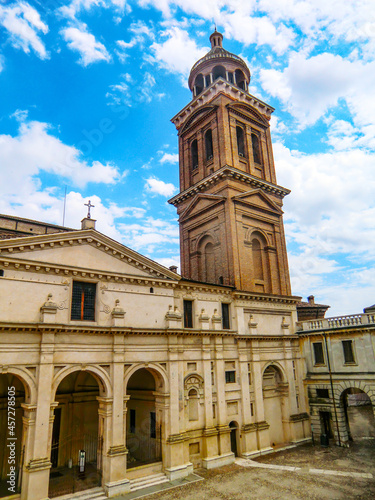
104,478,131,497
202,452,235,469
241,446,274,459
164,462,193,481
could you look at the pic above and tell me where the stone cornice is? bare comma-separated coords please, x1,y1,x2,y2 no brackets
0,256,178,288
0,322,299,340
233,290,301,305
171,79,274,130
168,165,290,207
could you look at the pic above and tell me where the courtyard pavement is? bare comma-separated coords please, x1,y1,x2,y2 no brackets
122,439,375,500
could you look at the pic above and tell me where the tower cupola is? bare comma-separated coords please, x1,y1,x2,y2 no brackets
188,30,251,97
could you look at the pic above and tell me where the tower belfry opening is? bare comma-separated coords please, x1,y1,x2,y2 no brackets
169,31,291,295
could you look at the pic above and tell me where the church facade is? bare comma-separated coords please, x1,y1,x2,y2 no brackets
0,32,309,500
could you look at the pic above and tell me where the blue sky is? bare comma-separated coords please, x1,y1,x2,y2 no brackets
0,0,374,316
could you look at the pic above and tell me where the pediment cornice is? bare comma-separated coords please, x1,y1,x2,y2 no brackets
0,229,178,280
168,166,290,207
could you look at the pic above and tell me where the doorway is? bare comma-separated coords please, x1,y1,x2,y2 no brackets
48,371,102,498
229,421,238,456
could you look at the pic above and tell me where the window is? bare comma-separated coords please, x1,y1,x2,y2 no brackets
313,342,325,365
130,409,136,434
150,411,156,438
71,281,96,321
188,389,199,421
222,303,230,330
342,340,355,363
252,238,264,280
225,371,236,383
183,300,193,328
251,133,261,164
316,388,329,398
0,270,4,277
191,139,198,170
205,129,213,161
236,126,245,157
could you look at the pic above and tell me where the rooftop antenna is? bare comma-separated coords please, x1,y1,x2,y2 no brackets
62,186,67,226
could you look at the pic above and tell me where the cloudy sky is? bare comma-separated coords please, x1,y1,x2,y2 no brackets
0,0,374,316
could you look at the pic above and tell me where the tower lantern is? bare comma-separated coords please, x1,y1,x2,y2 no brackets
169,31,292,296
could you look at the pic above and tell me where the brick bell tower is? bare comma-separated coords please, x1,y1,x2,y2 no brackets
169,30,291,296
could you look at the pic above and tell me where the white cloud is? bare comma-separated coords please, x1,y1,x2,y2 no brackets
159,152,178,164
0,2,49,59
61,25,111,66
118,217,179,253
0,117,121,195
106,72,164,107
60,0,130,19
149,27,208,79
145,177,177,197
116,21,155,61
260,52,375,128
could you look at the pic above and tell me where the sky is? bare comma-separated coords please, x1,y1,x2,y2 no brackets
0,0,374,317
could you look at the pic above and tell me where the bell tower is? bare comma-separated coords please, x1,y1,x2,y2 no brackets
169,30,291,296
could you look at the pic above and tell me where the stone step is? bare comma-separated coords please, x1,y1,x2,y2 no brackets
53,486,106,500
130,472,170,492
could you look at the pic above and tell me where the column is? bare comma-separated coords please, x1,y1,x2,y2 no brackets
238,340,256,457
202,337,219,468
103,335,130,497
252,340,272,453
22,332,54,500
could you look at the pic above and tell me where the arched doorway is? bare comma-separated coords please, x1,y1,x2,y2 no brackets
342,388,375,440
262,365,287,446
229,421,238,457
49,371,103,498
0,374,25,498
126,368,162,468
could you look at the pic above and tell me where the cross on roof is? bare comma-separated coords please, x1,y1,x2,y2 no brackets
84,200,95,219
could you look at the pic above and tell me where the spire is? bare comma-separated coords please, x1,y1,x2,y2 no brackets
209,29,223,49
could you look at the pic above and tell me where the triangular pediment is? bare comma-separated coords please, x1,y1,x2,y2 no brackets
180,193,226,222
228,102,269,127
180,105,217,135
233,189,283,215
0,230,179,279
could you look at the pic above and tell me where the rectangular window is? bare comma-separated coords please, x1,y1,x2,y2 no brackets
313,342,325,365
71,281,96,321
150,411,156,438
225,370,236,383
130,409,136,434
316,388,330,398
342,340,355,363
222,303,230,330
183,300,193,328
0,270,4,277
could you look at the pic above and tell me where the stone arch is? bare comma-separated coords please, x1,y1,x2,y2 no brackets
337,383,375,441
52,365,112,399
261,362,287,383
0,366,36,404
124,363,169,394
246,228,270,246
194,73,204,95
184,373,204,399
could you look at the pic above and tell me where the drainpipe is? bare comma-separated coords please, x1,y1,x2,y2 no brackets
323,333,341,446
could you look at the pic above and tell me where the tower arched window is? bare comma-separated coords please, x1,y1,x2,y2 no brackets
191,139,198,170
251,133,261,164
213,65,226,81
194,73,204,96
235,69,246,90
236,126,245,157
252,238,264,280
205,129,213,161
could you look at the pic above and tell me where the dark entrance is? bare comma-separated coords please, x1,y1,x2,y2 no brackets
342,388,375,440
48,371,103,498
0,374,25,498
229,421,238,456
126,368,162,468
